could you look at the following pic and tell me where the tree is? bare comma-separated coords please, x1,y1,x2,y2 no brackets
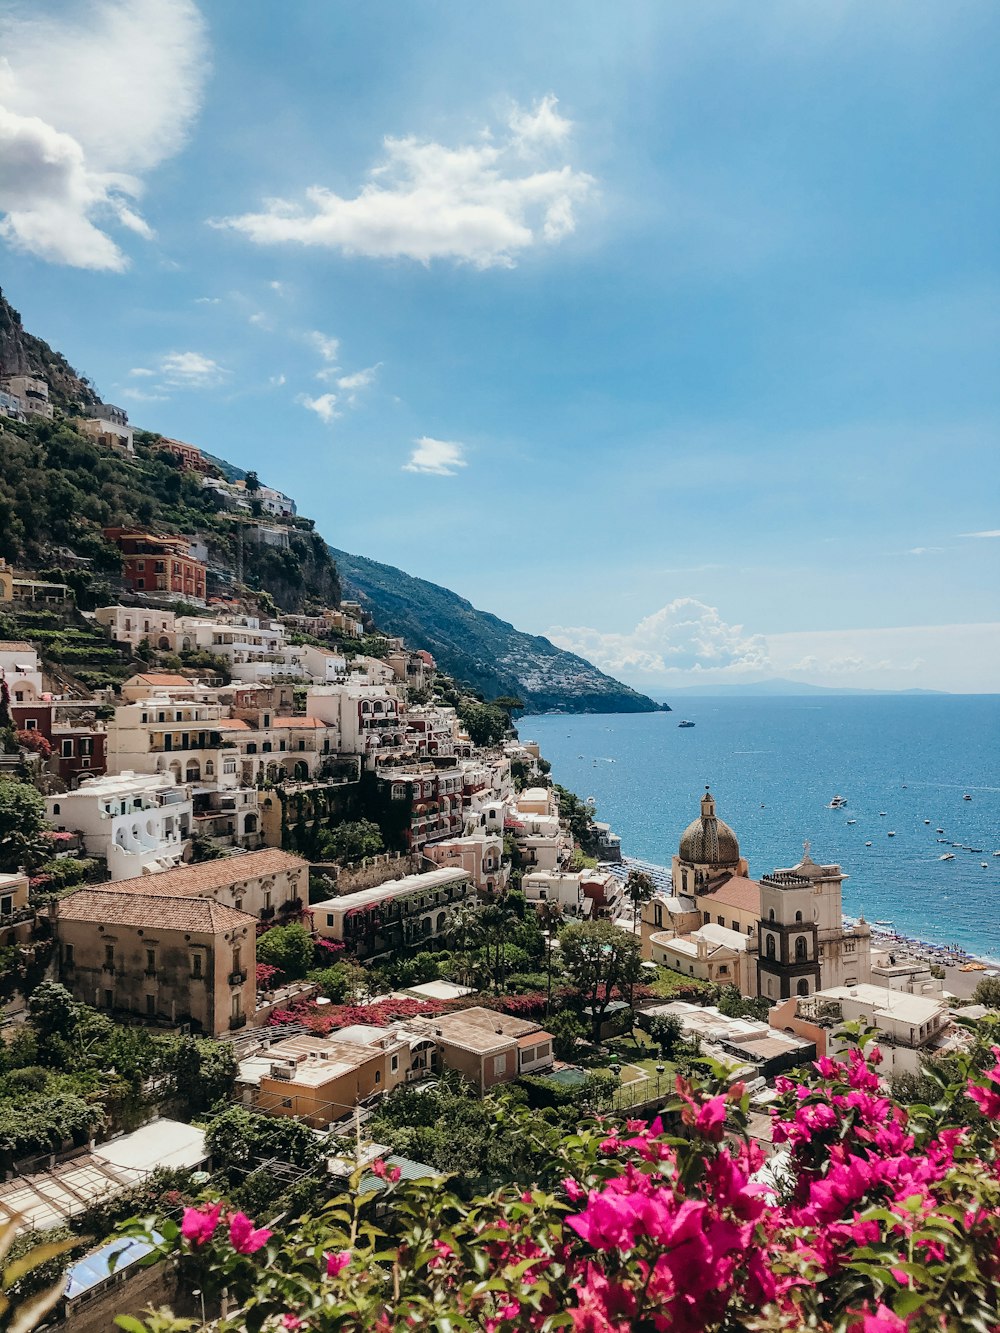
456,699,508,749
625,869,655,935
316,819,385,864
647,1013,683,1060
0,779,49,872
537,899,564,1015
309,961,367,1004
973,976,1000,1009
244,470,261,495
559,920,643,1043
256,923,315,981
27,981,79,1042
549,1010,585,1061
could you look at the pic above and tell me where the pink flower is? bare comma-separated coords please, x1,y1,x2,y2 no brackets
694,1095,728,1140
228,1211,272,1255
282,1317,303,1330
851,1303,909,1332
181,1202,223,1247
326,1249,351,1277
371,1157,402,1183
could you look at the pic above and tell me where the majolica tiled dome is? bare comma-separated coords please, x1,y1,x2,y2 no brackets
678,789,740,866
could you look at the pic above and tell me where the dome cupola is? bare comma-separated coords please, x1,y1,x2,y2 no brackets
678,787,741,867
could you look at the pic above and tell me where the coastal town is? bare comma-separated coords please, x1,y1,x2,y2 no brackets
1,372,997,1328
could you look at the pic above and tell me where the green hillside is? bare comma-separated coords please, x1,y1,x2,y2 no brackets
331,547,664,714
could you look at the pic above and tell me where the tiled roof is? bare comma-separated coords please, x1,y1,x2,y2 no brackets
57,889,253,934
698,875,761,914
271,716,327,728
96,849,309,898
0,642,37,653
132,673,195,686
215,718,250,730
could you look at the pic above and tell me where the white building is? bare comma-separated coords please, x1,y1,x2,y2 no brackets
649,921,748,991
522,869,586,915
46,771,193,880
0,642,45,701
105,697,234,787
95,606,177,651
298,644,348,684
79,405,134,455
307,684,405,765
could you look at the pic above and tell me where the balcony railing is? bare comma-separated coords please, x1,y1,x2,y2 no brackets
229,970,248,986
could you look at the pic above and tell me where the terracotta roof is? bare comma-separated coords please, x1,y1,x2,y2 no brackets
94,849,309,898
698,875,761,914
57,888,253,934
131,673,195,686
271,716,326,728
215,718,250,730
0,642,37,653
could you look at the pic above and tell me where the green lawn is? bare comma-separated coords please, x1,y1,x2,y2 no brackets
647,966,714,998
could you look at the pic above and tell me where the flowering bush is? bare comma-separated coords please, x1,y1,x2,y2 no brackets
15,729,52,757
255,963,281,990
116,1028,1000,1332
268,996,444,1034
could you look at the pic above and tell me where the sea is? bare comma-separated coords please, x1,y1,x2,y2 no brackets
522,695,1000,962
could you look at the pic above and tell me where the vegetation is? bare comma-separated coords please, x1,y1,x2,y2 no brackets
455,697,510,748
256,923,315,981
0,779,49,872
315,819,385,863
116,1026,1000,1333
559,919,643,1041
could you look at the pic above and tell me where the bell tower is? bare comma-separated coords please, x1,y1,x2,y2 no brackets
756,868,821,1002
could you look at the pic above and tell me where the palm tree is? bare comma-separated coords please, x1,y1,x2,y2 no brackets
538,899,564,1016
625,869,655,937
445,904,486,988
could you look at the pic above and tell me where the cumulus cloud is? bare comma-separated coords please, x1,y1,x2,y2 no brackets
549,598,769,676
0,0,208,270
298,392,340,425
127,350,226,395
212,95,594,269
403,437,468,476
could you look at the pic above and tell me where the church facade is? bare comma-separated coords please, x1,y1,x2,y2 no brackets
648,788,871,1001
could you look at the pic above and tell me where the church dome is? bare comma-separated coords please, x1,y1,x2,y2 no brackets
678,789,741,866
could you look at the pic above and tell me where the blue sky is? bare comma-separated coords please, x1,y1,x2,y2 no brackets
1,0,998,691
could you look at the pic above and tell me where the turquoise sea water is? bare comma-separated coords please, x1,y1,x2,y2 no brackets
523,696,1000,960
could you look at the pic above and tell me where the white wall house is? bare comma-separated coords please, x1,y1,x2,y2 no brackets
95,606,176,651
522,870,586,914
47,771,193,879
0,642,44,701
298,644,348,684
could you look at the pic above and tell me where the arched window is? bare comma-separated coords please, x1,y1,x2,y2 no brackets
795,936,808,961
797,979,810,996
795,910,803,922
766,935,776,959
768,908,775,922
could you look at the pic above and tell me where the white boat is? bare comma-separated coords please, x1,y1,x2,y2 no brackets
940,853,955,861
887,831,896,837
847,818,857,824
828,795,847,808
865,841,873,847
924,820,930,825
964,794,973,801
879,812,887,817
982,863,990,869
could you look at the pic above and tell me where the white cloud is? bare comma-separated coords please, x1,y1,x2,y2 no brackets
334,363,381,404
119,386,167,403
213,95,594,269
128,367,155,378
0,0,208,270
269,373,286,388
906,546,945,556
308,332,340,364
960,529,1000,539
549,598,769,676
298,392,339,425
194,296,220,304
403,437,468,476
159,351,224,387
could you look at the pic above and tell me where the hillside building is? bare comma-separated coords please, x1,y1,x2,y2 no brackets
312,867,474,959
103,530,207,601
46,772,193,879
0,374,52,419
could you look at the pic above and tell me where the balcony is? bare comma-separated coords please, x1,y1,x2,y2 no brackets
229,970,248,986
260,905,275,920
229,1014,247,1031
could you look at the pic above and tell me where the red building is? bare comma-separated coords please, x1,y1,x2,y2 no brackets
11,702,107,787
103,529,207,601
157,438,212,473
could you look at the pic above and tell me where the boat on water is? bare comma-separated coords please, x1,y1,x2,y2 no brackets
865,841,873,847
875,919,893,926
847,818,857,825
924,819,931,825
829,794,847,808
964,794,973,801
993,851,1000,857
940,853,955,861
969,848,983,853
677,720,695,728
983,863,990,869
888,831,896,837
879,811,887,817
936,828,945,833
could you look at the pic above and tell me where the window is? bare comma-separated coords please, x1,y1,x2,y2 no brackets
136,578,145,588
768,908,775,921
717,915,724,926
391,1054,398,1072
0,896,11,917
795,936,808,961
104,989,113,1009
61,739,74,757
24,718,37,731
191,953,203,979
52,803,60,815
146,994,155,1016
64,943,74,964
492,1053,508,1077
766,935,776,959
795,910,803,922
232,994,242,1018
232,946,242,976
146,948,155,972
104,944,115,967
375,1071,381,1084
281,1097,292,1109
235,898,243,912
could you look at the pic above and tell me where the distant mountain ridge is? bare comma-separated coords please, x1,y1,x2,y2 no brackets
331,547,665,714
650,678,947,698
